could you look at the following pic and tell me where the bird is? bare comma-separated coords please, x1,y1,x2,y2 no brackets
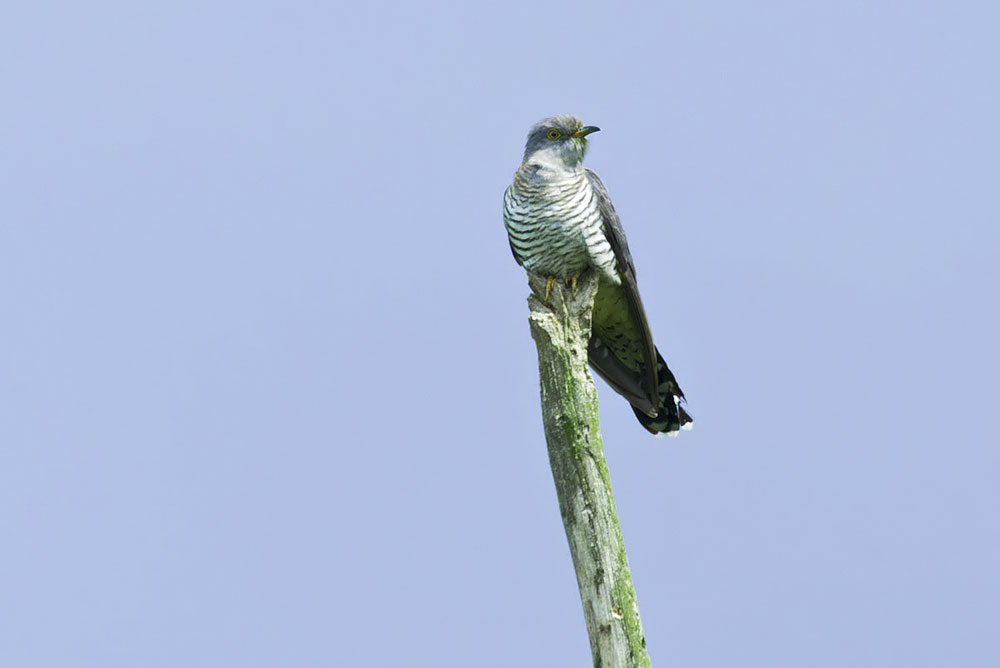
503,115,693,435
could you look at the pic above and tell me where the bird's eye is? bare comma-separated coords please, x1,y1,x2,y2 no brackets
546,129,561,141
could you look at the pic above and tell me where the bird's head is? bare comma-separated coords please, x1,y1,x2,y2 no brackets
522,115,600,169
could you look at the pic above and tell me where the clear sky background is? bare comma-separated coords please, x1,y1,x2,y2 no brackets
2,1,998,666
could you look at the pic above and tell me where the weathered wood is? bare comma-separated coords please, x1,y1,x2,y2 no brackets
526,271,651,668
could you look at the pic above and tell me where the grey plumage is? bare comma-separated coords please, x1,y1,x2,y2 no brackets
504,115,692,435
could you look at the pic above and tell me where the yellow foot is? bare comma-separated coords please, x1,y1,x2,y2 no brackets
565,274,579,294
544,276,555,302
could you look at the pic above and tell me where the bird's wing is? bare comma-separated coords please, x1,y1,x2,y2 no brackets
584,168,661,413
585,169,637,276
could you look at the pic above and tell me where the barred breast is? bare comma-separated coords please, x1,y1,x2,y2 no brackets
503,167,619,283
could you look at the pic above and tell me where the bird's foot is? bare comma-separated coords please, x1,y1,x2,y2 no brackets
544,276,556,302
565,274,579,294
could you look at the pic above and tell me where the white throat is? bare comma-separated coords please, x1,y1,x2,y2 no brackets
524,145,581,177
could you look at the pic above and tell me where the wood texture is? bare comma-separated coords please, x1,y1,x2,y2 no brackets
527,271,651,668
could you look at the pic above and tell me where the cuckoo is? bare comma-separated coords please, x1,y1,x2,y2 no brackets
504,115,693,435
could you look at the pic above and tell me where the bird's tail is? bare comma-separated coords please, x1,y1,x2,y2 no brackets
632,349,694,437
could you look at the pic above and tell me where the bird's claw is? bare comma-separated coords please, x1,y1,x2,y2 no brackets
541,274,576,302
566,274,579,294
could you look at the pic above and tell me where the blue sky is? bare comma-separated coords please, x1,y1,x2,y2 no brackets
2,1,998,666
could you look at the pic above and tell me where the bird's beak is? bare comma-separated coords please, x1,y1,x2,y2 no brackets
572,125,601,138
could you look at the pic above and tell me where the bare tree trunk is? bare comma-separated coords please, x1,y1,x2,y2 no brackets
526,271,652,668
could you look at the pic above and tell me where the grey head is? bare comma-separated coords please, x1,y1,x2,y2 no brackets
522,114,600,169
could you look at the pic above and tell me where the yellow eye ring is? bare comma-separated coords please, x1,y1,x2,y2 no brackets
546,129,561,141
